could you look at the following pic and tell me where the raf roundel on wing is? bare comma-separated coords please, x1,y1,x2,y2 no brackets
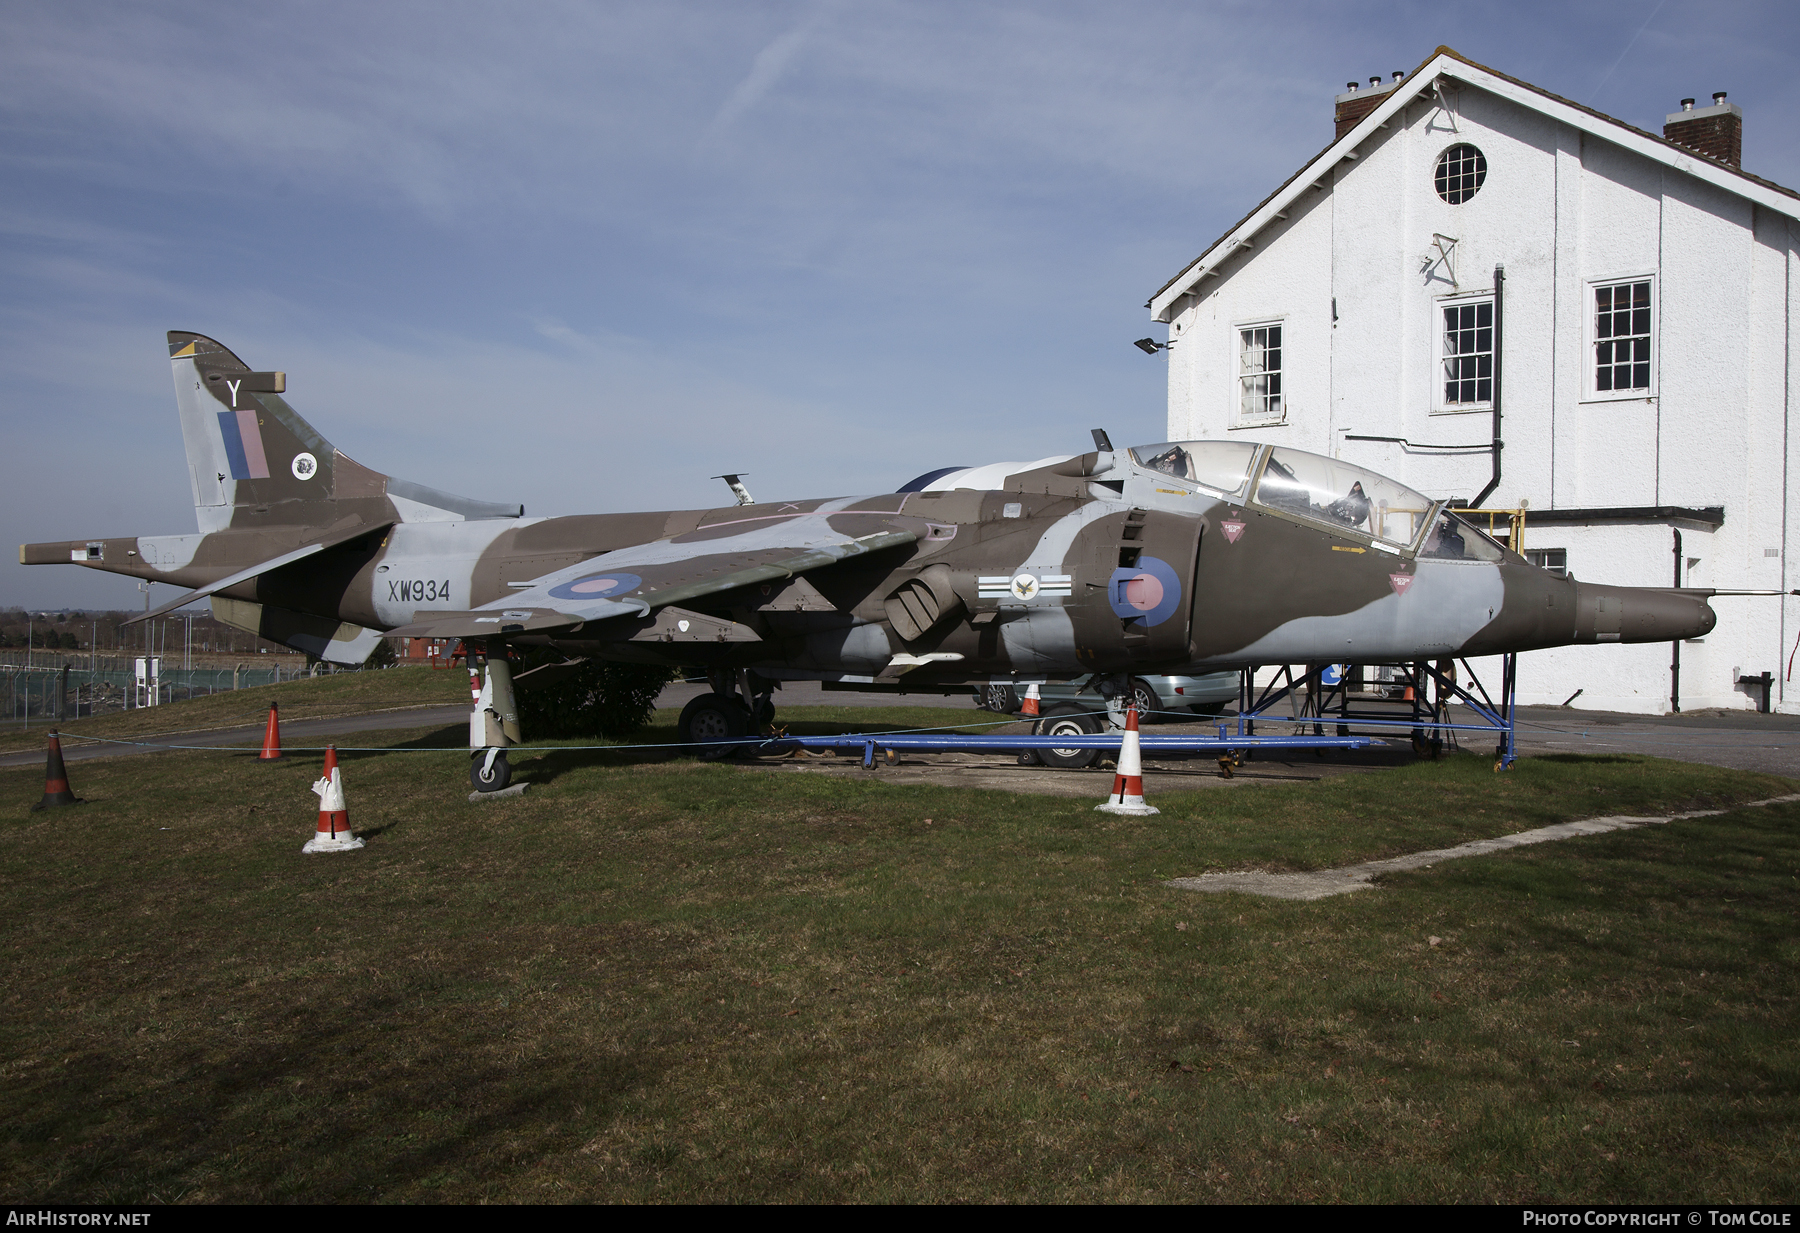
548,573,644,602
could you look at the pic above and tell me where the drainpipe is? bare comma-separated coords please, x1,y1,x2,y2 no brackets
1671,527,1682,713
1472,265,1505,507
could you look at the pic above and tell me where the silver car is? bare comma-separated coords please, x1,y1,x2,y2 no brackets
974,672,1237,723
972,673,1238,769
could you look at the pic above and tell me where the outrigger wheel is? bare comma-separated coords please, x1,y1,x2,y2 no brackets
471,749,512,792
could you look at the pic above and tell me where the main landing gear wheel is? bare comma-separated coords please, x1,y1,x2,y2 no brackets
1035,704,1102,770
470,750,512,792
679,693,751,760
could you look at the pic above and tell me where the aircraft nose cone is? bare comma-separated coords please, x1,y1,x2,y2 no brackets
1575,583,1716,643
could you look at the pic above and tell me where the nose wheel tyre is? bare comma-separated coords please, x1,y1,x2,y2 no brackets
679,693,752,760
470,750,512,792
1035,704,1102,770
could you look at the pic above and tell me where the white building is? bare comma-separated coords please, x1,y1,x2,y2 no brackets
1149,47,1800,715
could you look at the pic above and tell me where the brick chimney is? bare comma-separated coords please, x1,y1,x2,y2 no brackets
1663,92,1742,168
1334,71,1405,140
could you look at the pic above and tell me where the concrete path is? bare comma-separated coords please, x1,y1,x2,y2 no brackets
0,680,973,772
1508,705,1800,778
11,677,1800,789
1166,792,1800,900
0,705,475,770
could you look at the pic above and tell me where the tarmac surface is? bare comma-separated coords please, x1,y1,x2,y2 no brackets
8,679,1800,793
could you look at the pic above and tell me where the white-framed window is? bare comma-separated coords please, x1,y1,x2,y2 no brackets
1434,143,1488,204
1236,321,1285,426
1525,547,1567,577
1435,295,1494,413
1589,276,1655,398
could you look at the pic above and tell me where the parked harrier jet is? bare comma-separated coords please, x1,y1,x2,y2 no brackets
23,332,1717,787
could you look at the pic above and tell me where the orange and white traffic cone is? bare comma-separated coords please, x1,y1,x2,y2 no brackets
1021,682,1041,718
1095,706,1159,816
258,702,283,761
30,730,80,811
303,745,363,853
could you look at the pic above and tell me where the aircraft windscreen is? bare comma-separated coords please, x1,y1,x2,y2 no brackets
1129,441,1258,497
1253,449,1435,547
1420,512,1507,562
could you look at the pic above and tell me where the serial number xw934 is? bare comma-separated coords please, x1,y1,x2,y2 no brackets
390,579,451,603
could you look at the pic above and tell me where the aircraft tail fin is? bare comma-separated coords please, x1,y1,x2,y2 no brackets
168,331,521,532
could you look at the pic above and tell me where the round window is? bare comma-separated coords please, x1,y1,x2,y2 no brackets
1435,143,1487,203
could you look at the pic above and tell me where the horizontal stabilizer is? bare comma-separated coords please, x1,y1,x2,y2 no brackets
124,520,393,625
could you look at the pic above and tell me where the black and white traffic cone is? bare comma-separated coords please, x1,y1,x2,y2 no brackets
303,745,364,853
1095,706,1159,816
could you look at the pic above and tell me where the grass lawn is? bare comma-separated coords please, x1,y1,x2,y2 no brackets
0,666,476,757
2,728,1796,1203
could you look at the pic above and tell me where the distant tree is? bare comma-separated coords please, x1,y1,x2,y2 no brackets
512,651,675,739
365,638,399,669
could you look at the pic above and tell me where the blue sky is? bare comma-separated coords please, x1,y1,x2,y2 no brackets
5,0,1798,610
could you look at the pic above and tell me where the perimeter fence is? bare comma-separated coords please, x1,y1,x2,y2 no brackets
0,652,315,725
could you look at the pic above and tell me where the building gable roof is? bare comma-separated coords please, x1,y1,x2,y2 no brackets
1148,46,1800,322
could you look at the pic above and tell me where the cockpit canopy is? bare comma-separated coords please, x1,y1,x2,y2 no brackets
1128,441,1445,552
1130,441,1259,497
899,439,1512,563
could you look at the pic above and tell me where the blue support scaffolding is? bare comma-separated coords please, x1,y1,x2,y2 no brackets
1232,653,1519,769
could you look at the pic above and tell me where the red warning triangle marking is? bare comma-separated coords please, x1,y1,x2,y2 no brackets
1220,520,1245,544
1389,572,1415,596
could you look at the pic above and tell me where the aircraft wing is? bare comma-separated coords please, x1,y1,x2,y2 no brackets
387,510,919,639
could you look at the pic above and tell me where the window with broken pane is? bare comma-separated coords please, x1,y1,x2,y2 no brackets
1238,324,1283,424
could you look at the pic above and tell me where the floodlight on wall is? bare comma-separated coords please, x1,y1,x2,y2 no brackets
1133,338,1172,355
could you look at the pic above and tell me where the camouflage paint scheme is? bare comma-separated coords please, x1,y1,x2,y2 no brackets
23,332,1716,687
